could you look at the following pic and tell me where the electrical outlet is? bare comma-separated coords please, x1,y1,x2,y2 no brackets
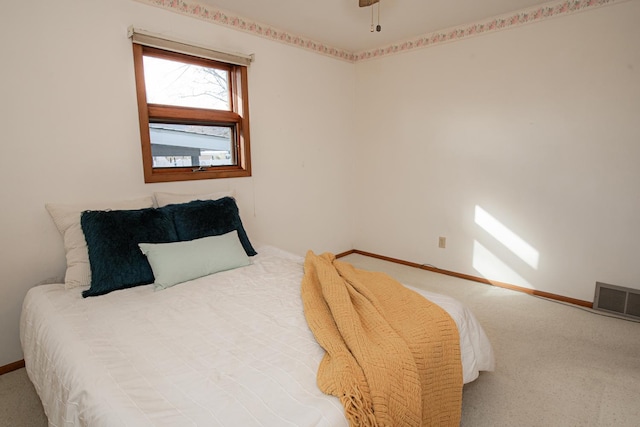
438,236,446,249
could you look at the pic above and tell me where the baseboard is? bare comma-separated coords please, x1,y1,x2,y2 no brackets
334,249,356,258
0,359,25,376
338,249,592,308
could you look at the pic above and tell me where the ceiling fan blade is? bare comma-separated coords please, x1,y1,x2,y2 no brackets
359,0,380,7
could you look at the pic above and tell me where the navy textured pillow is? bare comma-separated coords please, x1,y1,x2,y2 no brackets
162,197,257,256
81,207,178,297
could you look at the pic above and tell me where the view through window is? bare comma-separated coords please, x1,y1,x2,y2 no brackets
132,44,251,182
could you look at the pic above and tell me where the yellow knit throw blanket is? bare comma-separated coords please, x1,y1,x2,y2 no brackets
301,251,462,427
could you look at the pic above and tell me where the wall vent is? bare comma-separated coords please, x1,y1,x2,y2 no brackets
593,282,640,319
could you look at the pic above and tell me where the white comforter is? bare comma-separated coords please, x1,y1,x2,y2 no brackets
20,246,494,427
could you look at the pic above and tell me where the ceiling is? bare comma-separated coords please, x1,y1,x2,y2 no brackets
198,0,555,52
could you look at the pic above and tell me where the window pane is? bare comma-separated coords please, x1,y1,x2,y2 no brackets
143,56,230,110
149,124,234,168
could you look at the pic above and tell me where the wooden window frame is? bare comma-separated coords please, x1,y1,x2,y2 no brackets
132,44,251,183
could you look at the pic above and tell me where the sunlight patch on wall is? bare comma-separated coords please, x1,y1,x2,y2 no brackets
474,205,539,269
472,241,533,289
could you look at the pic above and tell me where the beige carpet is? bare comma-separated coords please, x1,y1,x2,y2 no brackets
2,253,639,426
342,254,640,427
0,366,46,427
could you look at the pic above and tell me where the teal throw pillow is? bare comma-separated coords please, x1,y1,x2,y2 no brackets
162,197,257,256
81,207,178,297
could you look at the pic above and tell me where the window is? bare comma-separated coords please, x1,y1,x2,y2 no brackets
131,37,251,183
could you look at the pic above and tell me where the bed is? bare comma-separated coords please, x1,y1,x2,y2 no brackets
21,195,494,426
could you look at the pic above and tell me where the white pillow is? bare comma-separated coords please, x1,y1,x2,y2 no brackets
45,196,155,289
153,190,234,207
139,231,251,290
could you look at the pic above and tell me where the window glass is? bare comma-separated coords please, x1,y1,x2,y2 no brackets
149,124,234,168
143,56,230,111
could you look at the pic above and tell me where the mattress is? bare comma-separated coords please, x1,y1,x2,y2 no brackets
20,246,494,427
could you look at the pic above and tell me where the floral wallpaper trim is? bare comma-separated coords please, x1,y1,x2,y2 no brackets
133,0,357,61
355,0,627,61
134,0,627,63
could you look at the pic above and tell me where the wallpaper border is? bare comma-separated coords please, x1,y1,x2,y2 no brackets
356,0,627,61
134,0,628,62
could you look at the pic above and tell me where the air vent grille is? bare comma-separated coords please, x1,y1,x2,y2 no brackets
594,282,640,320
627,292,640,318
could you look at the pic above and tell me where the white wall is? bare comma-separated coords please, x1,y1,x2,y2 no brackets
0,0,356,366
2,0,638,368
353,1,640,302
